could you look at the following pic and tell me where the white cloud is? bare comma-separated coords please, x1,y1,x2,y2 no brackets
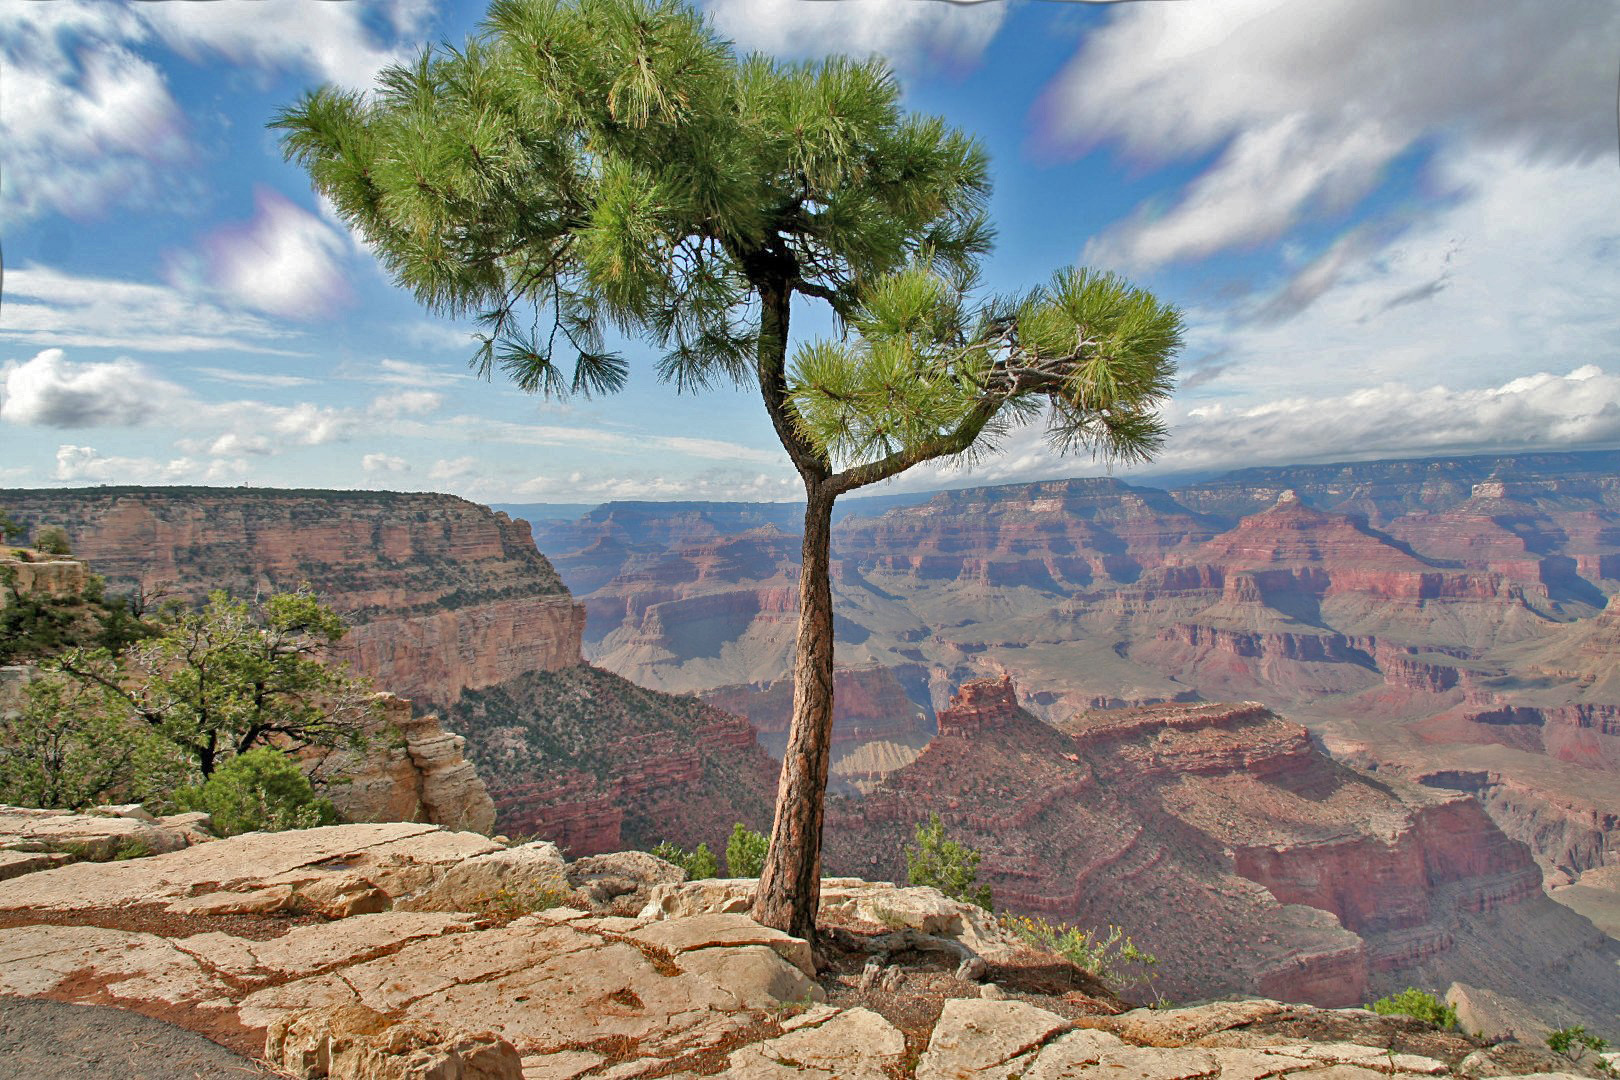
514,468,801,502
0,5,188,221
703,0,1005,73
194,367,315,389
363,359,473,388
368,390,444,418
0,265,303,355
268,403,357,447
0,0,426,223
1045,0,1619,268
138,0,426,89
53,444,248,485
362,453,411,475
0,348,181,428
182,189,352,320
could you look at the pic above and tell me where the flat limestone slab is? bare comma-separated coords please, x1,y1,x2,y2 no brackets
0,822,500,912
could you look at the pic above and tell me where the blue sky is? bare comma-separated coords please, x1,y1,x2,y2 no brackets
3,0,1618,503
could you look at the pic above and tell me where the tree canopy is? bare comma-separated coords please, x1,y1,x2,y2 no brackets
274,0,1183,940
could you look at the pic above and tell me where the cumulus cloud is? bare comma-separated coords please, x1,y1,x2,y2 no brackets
180,189,352,320
1042,0,1619,267
703,0,1005,73
0,0,425,222
0,348,181,428
0,5,188,221
138,0,427,89
362,453,411,476
54,444,248,486
368,390,444,418
1,265,302,355
1152,366,1620,473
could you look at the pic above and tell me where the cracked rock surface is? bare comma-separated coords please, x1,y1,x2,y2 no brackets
0,824,1600,1080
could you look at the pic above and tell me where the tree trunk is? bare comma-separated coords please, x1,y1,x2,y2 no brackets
750,481,837,944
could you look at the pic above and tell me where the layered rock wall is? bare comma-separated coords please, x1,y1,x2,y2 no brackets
0,489,585,707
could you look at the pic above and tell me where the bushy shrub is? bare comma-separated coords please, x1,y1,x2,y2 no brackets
725,822,769,877
0,672,147,809
1364,988,1458,1030
175,746,338,836
1547,1025,1609,1063
1000,913,1159,991
905,811,992,910
32,525,71,555
650,840,718,880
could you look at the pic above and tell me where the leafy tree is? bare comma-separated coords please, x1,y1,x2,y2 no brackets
0,566,153,666
906,811,992,910
274,0,1182,939
1547,1025,1609,1063
64,590,376,778
0,505,24,545
175,746,338,836
32,525,71,555
0,672,151,809
725,821,769,877
1364,988,1458,1030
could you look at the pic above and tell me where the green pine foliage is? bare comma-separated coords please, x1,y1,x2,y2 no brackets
1364,988,1458,1030
725,822,769,877
651,840,718,880
905,811,992,910
175,746,339,836
274,0,1182,929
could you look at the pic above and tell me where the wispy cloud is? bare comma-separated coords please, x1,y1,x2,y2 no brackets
1043,0,1618,269
702,0,1005,74
1,265,305,356
176,188,352,320
193,367,315,389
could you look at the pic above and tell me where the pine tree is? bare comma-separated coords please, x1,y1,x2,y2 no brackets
274,0,1182,942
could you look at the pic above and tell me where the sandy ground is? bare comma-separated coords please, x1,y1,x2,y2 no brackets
0,996,283,1080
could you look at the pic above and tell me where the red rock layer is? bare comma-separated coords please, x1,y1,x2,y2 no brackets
826,679,1556,1008
0,489,585,707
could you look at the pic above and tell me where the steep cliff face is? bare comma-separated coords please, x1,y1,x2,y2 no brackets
823,678,1620,1030
309,693,497,834
0,488,585,707
529,455,1620,924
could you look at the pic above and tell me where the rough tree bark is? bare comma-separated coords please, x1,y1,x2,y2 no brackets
751,483,838,941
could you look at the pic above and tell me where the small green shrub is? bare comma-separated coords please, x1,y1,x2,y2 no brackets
1364,988,1458,1030
33,525,71,555
906,811,992,910
175,746,338,837
475,877,575,919
999,912,1159,991
1547,1025,1609,1062
725,822,769,877
650,840,718,880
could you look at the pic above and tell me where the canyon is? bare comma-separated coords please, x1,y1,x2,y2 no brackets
7,459,1620,1034
521,452,1620,905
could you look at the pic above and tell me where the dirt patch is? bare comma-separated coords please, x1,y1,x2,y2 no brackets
0,903,327,942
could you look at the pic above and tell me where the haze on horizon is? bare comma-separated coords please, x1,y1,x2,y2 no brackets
3,0,1618,504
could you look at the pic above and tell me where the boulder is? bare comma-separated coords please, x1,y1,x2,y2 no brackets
917,999,1074,1080
402,840,570,912
628,912,815,978
567,850,685,909
724,1006,905,1080
267,1003,522,1080
0,805,196,862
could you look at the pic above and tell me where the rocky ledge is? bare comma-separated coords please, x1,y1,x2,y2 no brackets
0,823,1601,1080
